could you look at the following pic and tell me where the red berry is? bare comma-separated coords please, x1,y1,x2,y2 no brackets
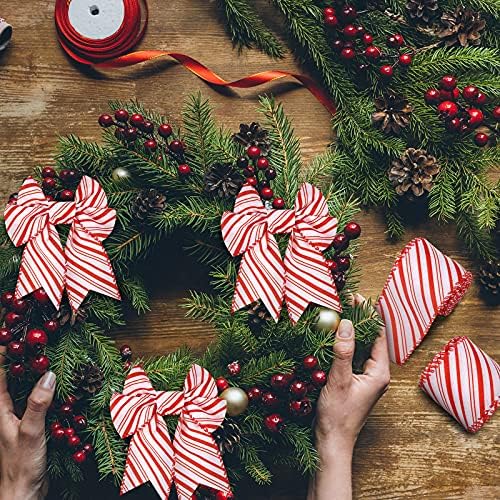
67,435,81,448
398,53,412,66
33,289,50,304
216,377,230,392
7,340,25,357
114,109,129,122
247,177,258,187
323,6,336,17
9,362,25,377
169,140,185,153
364,46,381,60
247,146,261,158
424,89,441,105
474,133,489,146
178,164,192,176
340,48,356,60
43,320,59,334
264,413,285,433
260,187,274,200
129,114,144,127
462,85,479,102
60,404,73,418
270,373,291,391
66,395,78,406
332,39,344,52
0,291,14,308
261,391,280,408
0,328,13,345
336,255,351,271
439,75,457,91
73,415,87,430
334,272,346,291
215,491,234,500
51,427,66,442
227,361,241,376
59,189,74,201
387,33,404,47
437,101,459,118
98,114,113,127
343,24,358,38
42,177,57,190
445,117,462,133
344,221,361,239
326,259,338,272
440,88,460,101
289,399,302,416
83,443,94,454
303,355,318,370
31,354,50,374
243,167,255,177
140,120,154,134
256,157,269,170
64,427,76,438
4,312,22,327
332,233,349,251
272,197,285,209
289,398,313,417
289,380,308,399
324,14,339,27
492,106,500,121
11,298,29,314
158,123,173,138
265,167,277,180
41,167,56,178
341,5,357,20
362,33,373,45
50,421,63,432
379,65,394,78
474,92,487,106
72,450,87,464
144,139,158,152
120,344,132,360
311,369,327,387
123,127,138,142
26,329,48,349
467,108,484,127
247,387,262,402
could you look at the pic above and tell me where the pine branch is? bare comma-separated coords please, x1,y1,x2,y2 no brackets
56,135,109,176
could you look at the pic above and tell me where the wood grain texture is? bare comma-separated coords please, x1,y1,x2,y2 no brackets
0,1,498,498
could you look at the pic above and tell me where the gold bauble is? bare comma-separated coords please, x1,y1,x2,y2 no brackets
111,166,131,183
315,308,341,333
220,387,249,417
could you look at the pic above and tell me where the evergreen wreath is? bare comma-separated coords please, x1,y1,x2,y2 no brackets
0,95,381,498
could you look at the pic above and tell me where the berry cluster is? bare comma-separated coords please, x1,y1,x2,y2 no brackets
236,147,283,207
49,397,93,464
323,3,412,81
326,221,361,292
119,343,133,371
98,110,192,177
424,76,500,146
0,289,57,378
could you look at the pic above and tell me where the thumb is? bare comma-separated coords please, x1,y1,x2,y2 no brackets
329,319,355,387
21,371,56,435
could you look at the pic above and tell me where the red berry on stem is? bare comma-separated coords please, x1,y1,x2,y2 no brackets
227,361,241,376
216,377,230,392
83,443,94,454
1,291,14,307
437,101,459,118
265,168,277,180
289,380,308,399
364,45,381,59
114,109,129,122
343,24,358,38
440,88,460,101
332,233,349,251
323,6,335,17
67,435,81,448
31,354,50,374
169,140,185,153
42,178,57,190
120,344,132,360
332,39,344,52
261,391,280,408
344,221,361,239
256,157,269,170
51,427,66,442
324,15,339,27
264,413,285,433
340,48,356,60
66,395,78,406
326,259,338,272
215,491,234,500
247,146,261,159
243,167,255,178
144,139,158,152
50,421,63,432
72,450,87,464
42,167,56,178
260,187,274,200
158,123,173,138
60,404,73,418
311,369,327,387
362,33,373,45
43,320,59,334
270,373,291,391
474,133,489,146
177,164,191,176
0,328,13,345
33,289,50,304
334,273,346,291
247,387,262,402
462,85,479,101
379,65,393,78
439,75,457,91
140,120,155,134
398,53,412,66
303,355,318,370
341,5,357,20
7,340,25,357
123,127,138,142
492,106,500,121
64,427,76,438
467,108,484,127
387,33,404,47
336,255,351,271
98,114,113,127
445,117,462,132
130,114,144,127
9,362,25,377
4,312,22,327
73,415,87,430
247,176,258,187
424,89,440,105
60,189,74,201
26,329,48,349
474,92,487,105
272,197,285,209
12,298,28,314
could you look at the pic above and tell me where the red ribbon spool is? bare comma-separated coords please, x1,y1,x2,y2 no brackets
54,0,336,114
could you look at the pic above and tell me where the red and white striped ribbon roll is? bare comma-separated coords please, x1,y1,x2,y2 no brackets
221,183,341,324
4,176,120,311
420,336,500,432
377,238,472,365
110,365,230,500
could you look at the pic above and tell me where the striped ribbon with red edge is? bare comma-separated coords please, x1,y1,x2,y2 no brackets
54,0,336,115
221,183,341,324
3,176,120,312
110,364,231,500
377,237,473,365
420,336,500,432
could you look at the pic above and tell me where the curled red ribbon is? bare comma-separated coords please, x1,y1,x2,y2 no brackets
54,0,336,114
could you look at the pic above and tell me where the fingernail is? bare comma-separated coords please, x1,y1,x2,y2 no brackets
39,371,56,390
337,319,353,339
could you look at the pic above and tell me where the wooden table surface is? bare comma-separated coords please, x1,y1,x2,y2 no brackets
0,1,498,499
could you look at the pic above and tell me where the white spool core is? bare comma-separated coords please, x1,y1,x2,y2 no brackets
68,0,125,40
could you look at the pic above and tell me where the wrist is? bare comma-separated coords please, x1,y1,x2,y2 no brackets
315,431,356,460
0,479,44,500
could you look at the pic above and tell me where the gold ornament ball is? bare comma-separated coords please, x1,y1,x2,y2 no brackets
111,166,131,183
220,387,249,417
315,308,341,333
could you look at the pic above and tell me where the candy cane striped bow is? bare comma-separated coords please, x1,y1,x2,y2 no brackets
3,176,120,312
110,365,231,500
221,183,341,324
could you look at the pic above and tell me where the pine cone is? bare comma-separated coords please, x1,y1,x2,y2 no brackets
372,94,413,135
233,122,270,154
74,364,104,397
213,418,241,454
54,302,89,326
435,6,486,47
478,260,500,304
131,189,166,222
248,301,272,332
204,163,244,199
406,0,438,24
388,148,440,199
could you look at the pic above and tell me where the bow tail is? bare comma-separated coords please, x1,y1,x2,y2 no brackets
231,231,285,322
121,417,175,499
16,225,65,308
173,418,231,500
65,223,121,311
284,234,341,324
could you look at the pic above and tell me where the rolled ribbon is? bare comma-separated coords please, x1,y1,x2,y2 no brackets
0,17,12,52
377,238,472,365
221,183,341,324
110,364,231,500
420,336,500,432
54,0,336,114
4,176,121,312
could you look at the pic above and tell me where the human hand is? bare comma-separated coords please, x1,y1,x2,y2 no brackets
0,346,56,500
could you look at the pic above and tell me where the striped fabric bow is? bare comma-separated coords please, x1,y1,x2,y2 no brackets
221,182,341,324
3,176,120,312
110,365,231,500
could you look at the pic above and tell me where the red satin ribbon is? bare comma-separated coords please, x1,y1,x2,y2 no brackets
54,0,336,114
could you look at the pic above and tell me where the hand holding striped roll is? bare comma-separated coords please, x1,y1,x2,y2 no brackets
420,336,500,432
377,238,472,365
